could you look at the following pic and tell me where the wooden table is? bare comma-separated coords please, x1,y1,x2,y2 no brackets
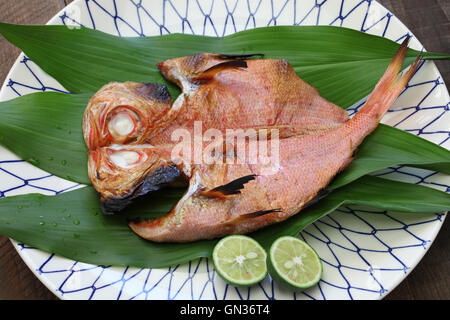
0,0,449,300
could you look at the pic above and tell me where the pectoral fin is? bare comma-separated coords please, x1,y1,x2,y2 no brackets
217,53,264,60
224,208,282,226
191,60,248,83
199,174,257,199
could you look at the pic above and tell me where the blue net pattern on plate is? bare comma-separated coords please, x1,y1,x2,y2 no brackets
0,0,448,300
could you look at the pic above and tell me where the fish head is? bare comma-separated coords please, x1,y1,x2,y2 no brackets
88,144,184,214
83,82,172,149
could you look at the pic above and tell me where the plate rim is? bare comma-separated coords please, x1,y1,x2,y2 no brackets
0,0,448,300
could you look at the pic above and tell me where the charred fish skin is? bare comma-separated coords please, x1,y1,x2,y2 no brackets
129,37,422,243
101,165,182,214
132,82,172,104
88,143,182,214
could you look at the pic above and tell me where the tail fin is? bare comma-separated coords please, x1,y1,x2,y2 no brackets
353,36,422,124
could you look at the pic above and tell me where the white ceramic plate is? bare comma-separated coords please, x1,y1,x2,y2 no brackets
0,0,448,300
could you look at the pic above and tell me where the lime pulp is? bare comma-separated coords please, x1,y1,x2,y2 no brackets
268,236,322,290
213,235,268,286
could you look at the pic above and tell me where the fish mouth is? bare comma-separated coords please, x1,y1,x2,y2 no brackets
100,164,182,214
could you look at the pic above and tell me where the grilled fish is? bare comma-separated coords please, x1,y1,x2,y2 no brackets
153,53,350,144
128,37,421,242
84,53,350,212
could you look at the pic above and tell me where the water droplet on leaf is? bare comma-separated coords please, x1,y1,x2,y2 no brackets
28,157,40,166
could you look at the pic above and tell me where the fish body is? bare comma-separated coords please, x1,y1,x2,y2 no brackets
154,53,350,145
84,53,349,212
83,38,420,241
128,38,421,242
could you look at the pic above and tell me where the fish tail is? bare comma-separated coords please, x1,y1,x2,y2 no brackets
352,36,422,126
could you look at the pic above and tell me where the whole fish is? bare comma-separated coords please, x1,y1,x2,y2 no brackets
128,37,421,242
84,53,349,212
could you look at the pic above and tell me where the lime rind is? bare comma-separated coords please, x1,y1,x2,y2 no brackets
213,235,268,286
269,236,322,290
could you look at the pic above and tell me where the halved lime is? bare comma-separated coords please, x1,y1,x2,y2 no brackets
268,236,322,291
213,235,267,286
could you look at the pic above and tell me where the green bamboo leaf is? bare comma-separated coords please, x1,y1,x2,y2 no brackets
0,23,448,269
329,124,450,189
0,23,449,185
0,186,214,268
251,175,450,249
0,92,449,187
0,23,448,107
0,92,91,184
0,176,448,268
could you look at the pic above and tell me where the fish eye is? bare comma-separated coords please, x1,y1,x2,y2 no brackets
108,149,147,169
107,107,140,141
